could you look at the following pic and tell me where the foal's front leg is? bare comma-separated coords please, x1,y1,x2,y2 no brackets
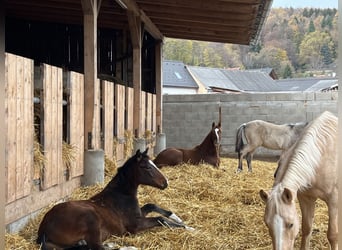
140,203,183,224
132,216,186,234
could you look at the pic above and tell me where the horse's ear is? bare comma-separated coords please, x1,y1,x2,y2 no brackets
259,190,269,203
212,122,215,128
282,188,294,204
143,147,149,155
217,122,221,128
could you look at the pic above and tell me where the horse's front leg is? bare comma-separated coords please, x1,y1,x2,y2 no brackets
298,195,316,250
140,203,183,224
132,216,186,234
327,199,338,250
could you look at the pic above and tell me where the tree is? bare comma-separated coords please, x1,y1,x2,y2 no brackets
299,31,335,70
308,20,315,33
282,64,293,78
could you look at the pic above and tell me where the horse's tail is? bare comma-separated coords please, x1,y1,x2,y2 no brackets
235,123,246,153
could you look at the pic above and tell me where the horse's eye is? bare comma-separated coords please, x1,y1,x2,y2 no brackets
140,163,151,169
287,223,293,229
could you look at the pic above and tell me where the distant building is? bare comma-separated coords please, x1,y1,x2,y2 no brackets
275,77,338,92
162,60,338,94
162,60,198,95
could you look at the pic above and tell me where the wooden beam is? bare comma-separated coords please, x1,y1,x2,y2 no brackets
127,11,142,138
115,0,163,40
155,42,162,133
81,0,101,149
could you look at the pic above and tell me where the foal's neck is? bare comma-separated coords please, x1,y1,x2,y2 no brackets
198,132,217,153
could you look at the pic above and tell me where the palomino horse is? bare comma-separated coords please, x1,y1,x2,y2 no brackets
235,120,307,173
153,122,221,168
37,149,192,250
259,111,337,250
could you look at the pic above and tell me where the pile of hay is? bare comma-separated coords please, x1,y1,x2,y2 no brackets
5,158,329,249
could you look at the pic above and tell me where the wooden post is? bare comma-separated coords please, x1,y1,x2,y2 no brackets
81,0,100,150
155,42,163,133
0,7,5,248
128,11,142,138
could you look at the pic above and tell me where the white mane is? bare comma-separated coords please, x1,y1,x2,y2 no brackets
282,111,337,192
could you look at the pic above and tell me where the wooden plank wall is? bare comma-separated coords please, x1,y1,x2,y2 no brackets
41,64,63,189
102,80,114,159
5,53,34,203
68,71,85,178
115,84,126,162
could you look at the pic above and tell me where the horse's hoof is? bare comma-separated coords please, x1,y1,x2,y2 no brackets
184,225,195,231
236,168,242,174
119,247,138,250
169,213,183,223
104,242,120,249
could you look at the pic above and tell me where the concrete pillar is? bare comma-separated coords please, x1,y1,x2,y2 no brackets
82,150,104,186
154,133,166,155
133,138,146,153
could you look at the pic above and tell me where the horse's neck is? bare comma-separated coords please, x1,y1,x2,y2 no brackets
92,176,138,201
198,133,216,153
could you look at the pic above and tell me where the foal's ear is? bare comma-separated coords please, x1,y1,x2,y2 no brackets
259,189,269,203
282,188,294,204
143,147,149,155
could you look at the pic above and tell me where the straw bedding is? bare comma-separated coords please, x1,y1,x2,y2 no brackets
5,157,329,249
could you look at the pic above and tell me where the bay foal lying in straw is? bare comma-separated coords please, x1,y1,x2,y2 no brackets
37,148,193,250
235,119,307,173
259,111,338,250
153,122,221,168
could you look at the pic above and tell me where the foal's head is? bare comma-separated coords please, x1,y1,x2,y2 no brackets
132,148,168,189
211,122,221,146
259,186,299,250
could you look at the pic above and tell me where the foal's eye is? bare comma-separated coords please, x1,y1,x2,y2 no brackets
287,223,294,229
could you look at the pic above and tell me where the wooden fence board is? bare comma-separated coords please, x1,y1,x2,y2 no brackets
5,54,18,203
22,56,34,196
92,79,101,150
42,64,63,189
68,72,84,178
102,80,114,159
126,87,134,132
146,93,152,132
115,84,125,161
153,94,157,133
5,53,34,202
140,91,146,134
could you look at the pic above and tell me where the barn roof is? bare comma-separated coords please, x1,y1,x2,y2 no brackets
221,69,279,92
187,66,240,92
186,66,278,92
5,0,273,45
163,60,198,89
275,77,338,92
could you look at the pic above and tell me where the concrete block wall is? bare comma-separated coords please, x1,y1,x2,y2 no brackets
162,92,338,158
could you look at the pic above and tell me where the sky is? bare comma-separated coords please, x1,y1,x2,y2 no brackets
272,0,338,8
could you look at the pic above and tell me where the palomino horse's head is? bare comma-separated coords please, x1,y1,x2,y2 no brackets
259,186,300,250
211,122,221,146
134,148,168,189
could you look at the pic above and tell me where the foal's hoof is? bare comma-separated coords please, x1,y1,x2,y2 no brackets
169,213,183,223
184,225,195,232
